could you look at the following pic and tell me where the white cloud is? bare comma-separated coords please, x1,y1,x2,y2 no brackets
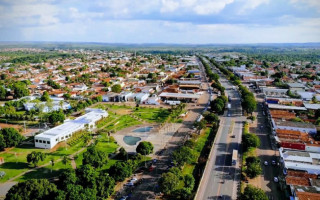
194,0,234,15
290,0,320,12
237,0,269,14
161,0,180,13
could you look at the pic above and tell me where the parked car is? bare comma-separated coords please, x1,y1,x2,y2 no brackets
264,161,268,166
125,182,134,186
274,177,279,183
120,196,128,200
272,160,276,165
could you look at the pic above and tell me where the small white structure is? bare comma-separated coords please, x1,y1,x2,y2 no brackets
34,109,108,149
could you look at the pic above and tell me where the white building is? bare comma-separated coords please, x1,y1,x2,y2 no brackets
34,109,108,149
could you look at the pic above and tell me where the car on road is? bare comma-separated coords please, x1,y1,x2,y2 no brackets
274,177,279,183
130,178,138,182
272,160,276,165
125,182,134,187
264,161,268,166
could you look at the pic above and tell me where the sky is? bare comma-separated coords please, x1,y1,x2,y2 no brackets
0,0,320,44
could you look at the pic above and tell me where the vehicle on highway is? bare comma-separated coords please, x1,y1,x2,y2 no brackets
274,177,279,183
232,149,238,165
264,161,269,166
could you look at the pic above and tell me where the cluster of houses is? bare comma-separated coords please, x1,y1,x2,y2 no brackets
1,51,204,108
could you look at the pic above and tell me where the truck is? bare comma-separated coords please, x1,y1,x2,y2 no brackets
232,149,238,165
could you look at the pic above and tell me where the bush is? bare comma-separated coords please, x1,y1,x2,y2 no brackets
136,141,153,155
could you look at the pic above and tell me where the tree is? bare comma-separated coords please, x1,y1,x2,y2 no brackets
171,146,195,167
96,172,115,199
47,110,65,125
5,179,57,200
117,147,128,160
62,155,68,165
136,141,154,155
0,128,24,149
58,169,77,189
64,184,96,200
194,119,207,131
108,161,132,182
242,133,260,152
111,84,122,93
159,172,179,195
27,151,46,167
241,184,268,200
245,157,262,178
76,164,97,189
40,91,50,102
82,144,107,168
242,95,257,115
12,82,29,98
0,134,6,151
204,112,219,123
0,86,6,99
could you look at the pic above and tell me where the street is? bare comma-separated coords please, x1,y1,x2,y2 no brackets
195,58,244,200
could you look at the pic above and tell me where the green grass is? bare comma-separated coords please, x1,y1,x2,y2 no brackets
0,140,85,183
104,115,141,132
133,107,170,123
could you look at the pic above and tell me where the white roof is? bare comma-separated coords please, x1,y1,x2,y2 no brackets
178,80,201,85
304,103,320,110
268,104,307,111
159,92,200,99
35,109,107,139
284,161,320,175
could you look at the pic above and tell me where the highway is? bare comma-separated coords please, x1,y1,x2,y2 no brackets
196,58,245,200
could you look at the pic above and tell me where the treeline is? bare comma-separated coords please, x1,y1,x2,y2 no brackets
209,58,257,115
6,143,148,200
158,113,220,199
2,52,84,65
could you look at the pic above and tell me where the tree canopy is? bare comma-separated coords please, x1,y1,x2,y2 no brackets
27,151,46,167
0,128,24,151
82,144,107,168
136,141,154,155
111,84,122,93
241,184,268,200
5,179,58,200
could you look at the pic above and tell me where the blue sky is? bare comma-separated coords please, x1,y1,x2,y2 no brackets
0,0,319,43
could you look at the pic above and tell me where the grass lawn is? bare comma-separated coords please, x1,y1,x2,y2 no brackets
0,140,86,183
104,115,141,132
133,107,170,123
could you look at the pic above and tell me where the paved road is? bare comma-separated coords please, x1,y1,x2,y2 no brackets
196,59,245,200
245,92,283,200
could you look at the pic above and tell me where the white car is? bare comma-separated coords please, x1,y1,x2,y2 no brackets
264,161,268,166
274,177,279,183
125,182,134,186
130,178,138,182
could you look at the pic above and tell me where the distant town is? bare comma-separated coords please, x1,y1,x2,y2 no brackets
0,45,320,200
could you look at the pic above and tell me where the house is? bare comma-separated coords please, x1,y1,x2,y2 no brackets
271,119,317,135
262,88,288,97
146,96,160,105
288,83,306,92
134,93,149,104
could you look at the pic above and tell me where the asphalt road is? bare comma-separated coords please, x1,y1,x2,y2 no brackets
196,59,245,200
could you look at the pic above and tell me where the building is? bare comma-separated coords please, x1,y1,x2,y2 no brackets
34,109,108,149
288,83,306,92
271,119,317,135
159,92,200,103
